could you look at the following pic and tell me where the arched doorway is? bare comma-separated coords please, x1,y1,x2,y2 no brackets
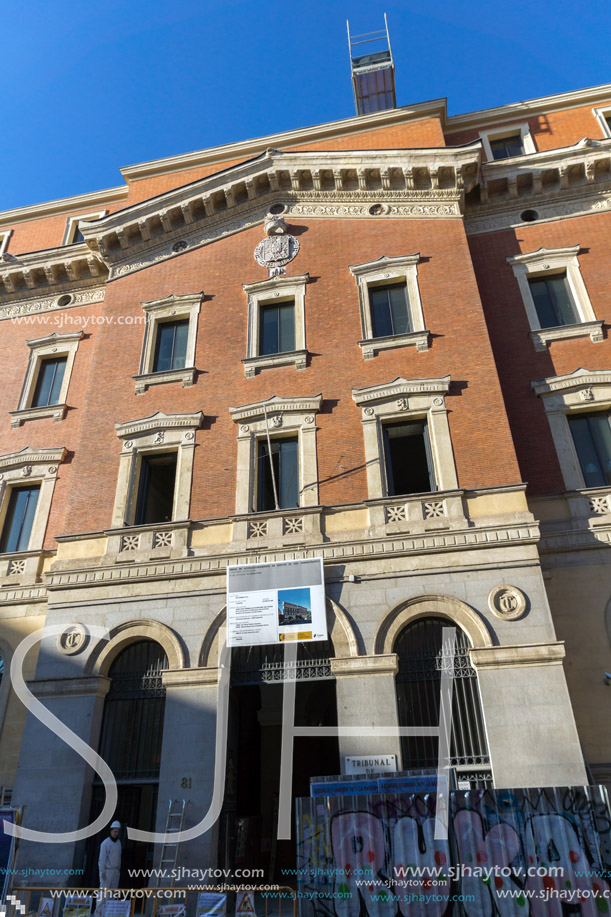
84,641,169,887
221,639,339,881
394,617,491,787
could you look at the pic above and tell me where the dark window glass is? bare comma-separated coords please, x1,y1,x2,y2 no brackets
528,273,577,327
259,302,295,355
568,412,611,487
489,134,524,160
72,227,84,244
257,437,299,511
0,485,40,553
31,357,67,407
134,453,177,525
605,115,611,134
153,320,189,372
383,420,433,496
369,282,411,338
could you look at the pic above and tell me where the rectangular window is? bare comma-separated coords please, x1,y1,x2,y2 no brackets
0,485,40,553
383,420,434,496
134,453,177,525
568,412,611,487
259,302,295,355
31,357,67,407
153,320,189,372
369,282,411,338
528,274,577,328
489,135,524,160
257,437,299,511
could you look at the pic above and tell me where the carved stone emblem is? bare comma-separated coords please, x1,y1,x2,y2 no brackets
153,430,165,444
254,215,300,277
488,584,527,621
57,624,88,655
271,414,283,428
580,388,594,401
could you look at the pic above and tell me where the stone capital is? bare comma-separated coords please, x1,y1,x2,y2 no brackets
331,654,398,678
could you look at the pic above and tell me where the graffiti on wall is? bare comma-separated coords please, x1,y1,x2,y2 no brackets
295,787,611,917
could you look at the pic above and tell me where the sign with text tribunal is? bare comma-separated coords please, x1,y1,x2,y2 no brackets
226,557,327,646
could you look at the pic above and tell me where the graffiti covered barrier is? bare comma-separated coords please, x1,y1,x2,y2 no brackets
295,786,611,917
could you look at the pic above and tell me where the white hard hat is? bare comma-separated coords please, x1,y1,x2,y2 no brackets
110,821,121,829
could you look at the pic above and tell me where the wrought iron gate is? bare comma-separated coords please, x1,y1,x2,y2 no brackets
395,617,492,787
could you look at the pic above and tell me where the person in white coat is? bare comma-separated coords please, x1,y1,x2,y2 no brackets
99,821,122,891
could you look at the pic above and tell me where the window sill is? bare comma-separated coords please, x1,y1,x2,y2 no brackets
9,403,67,428
242,349,307,379
358,330,430,360
133,367,196,394
529,321,604,352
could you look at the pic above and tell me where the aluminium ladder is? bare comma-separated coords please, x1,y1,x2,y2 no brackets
156,799,187,887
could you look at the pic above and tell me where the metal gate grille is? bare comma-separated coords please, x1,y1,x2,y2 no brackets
97,641,169,780
230,639,334,686
395,617,492,787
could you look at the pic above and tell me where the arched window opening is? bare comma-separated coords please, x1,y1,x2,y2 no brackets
98,641,169,780
395,617,491,788
85,640,169,887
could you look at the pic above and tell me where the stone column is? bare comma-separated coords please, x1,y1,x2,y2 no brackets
12,675,110,884
155,667,222,877
331,655,402,768
470,642,587,787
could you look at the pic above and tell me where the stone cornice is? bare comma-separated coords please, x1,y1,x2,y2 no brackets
141,291,204,312
0,446,67,471
507,245,580,267
331,654,398,677
41,519,540,594
28,675,111,698
115,411,204,439
0,242,108,301
74,147,479,280
349,253,420,277
477,138,611,207
446,82,611,132
119,100,449,181
26,331,84,349
229,394,323,424
242,274,309,296
531,367,611,397
352,375,451,405
162,667,220,688
469,642,565,669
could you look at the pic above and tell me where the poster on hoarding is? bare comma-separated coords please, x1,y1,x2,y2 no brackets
63,897,92,917
196,893,226,917
226,557,326,646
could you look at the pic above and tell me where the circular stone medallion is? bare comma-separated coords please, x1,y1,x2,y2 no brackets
488,585,527,621
57,623,88,655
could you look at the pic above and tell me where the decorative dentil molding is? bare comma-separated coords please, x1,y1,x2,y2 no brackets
352,375,451,406
229,394,323,425
115,411,204,440
531,367,611,398
0,446,67,472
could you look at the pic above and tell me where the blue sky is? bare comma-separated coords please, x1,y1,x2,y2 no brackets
2,0,610,211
